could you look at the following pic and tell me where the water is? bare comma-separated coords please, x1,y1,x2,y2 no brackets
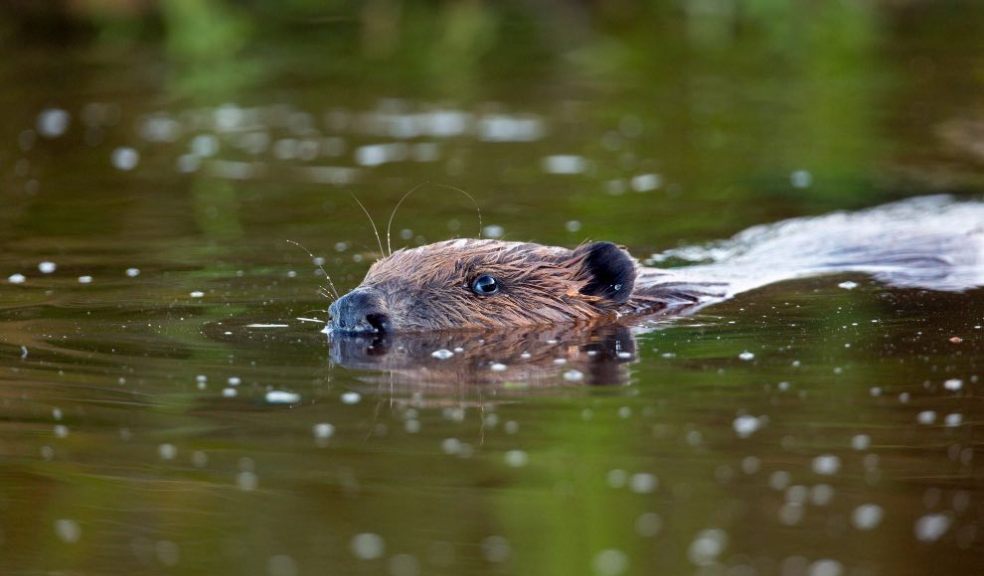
1,3,983,575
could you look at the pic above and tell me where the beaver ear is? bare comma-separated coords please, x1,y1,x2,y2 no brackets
575,242,636,304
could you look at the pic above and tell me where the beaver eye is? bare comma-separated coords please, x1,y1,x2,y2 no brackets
470,274,500,296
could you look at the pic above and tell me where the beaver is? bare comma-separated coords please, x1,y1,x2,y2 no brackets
328,195,984,334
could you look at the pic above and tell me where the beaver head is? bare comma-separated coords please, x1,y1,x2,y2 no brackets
328,239,637,333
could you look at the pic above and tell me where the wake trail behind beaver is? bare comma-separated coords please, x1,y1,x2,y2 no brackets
639,195,984,308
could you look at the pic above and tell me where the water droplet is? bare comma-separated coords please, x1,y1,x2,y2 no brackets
593,549,629,576
351,533,385,560
812,455,841,476
688,529,728,566
158,443,177,460
111,147,140,171
914,513,951,542
504,450,528,468
943,378,963,391
851,503,884,530
54,519,81,543
38,108,70,138
266,390,301,404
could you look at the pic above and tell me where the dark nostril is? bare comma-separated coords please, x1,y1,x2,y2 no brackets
365,313,390,333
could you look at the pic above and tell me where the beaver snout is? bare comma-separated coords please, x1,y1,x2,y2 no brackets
328,288,391,333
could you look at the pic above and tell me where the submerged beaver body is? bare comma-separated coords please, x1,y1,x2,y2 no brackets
328,196,984,334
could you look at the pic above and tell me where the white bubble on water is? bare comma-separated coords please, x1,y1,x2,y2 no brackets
630,473,658,494
237,471,258,491
635,512,662,537
851,503,884,530
944,413,963,427
351,533,385,560
769,470,791,490
54,519,81,543
191,450,208,468
851,434,871,451
741,456,761,474
268,554,298,576
111,147,139,171
480,535,510,563
483,225,504,239
606,469,628,488
837,281,858,290
177,154,201,173
430,349,454,360
38,108,70,138
158,443,177,460
593,549,629,576
812,455,841,476
733,415,762,438
38,261,57,274
778,502,804,525
156,540,180,566
441,438,462,455
738,351,755,361
54,424,69,438
222,388,238,398
811,484,834,506
78,275,93,284
785,485,808,504
630,173,661,192
126,267,141,277
807,559,842,576
266,390,300,404
790,170,813,189
917,410,937,425
388,553,419,576
943,378,963,391
914,513,951,542
489,362,508,372
189,291,204,298
504,450,528,468
341,391,361,405
688,528,728,566
191,134,219,157
563,369,584,382
8,273,26,284
313,423,334,439
565,220,582,232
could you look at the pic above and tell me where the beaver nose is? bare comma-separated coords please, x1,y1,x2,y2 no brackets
329,289,391,333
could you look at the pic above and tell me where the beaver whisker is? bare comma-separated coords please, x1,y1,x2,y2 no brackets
286,239,340,301
386,182,428,256
349,193,386,257
385,182,483,256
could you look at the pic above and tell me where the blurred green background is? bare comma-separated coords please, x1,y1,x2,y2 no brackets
1,2,983,576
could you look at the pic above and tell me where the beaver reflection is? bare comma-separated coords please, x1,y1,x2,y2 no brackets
328,324,639,388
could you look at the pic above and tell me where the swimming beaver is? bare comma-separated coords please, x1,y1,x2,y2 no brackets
328,196,984,333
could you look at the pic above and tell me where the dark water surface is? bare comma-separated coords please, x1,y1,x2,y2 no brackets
1,3,983,575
